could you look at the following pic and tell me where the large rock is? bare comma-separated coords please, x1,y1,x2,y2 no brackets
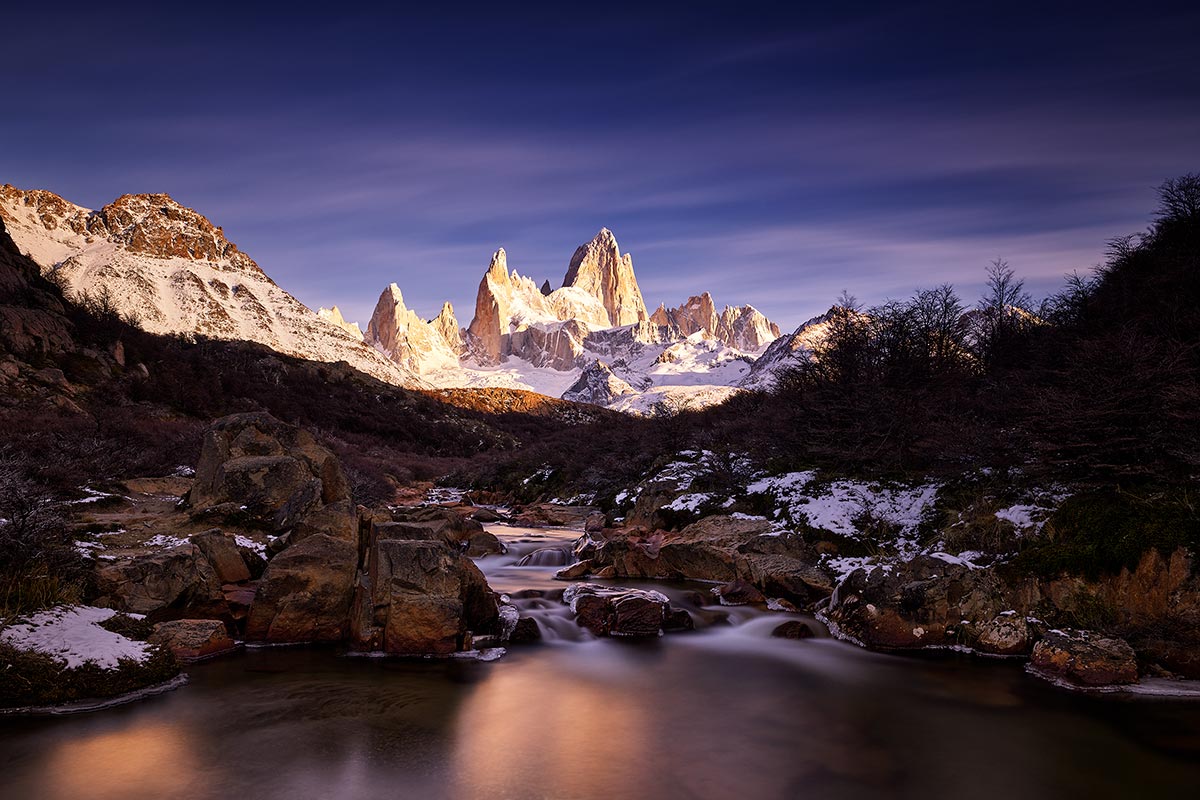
563,583,671,638
1030,629,1139,687
93,544,226,619
975,612,1035,656
351,528,499,655
189,529,251,584
185,412,350,533
591,515,831,605
823,554,1014,650
245,534,358,643
149,619,237,662
380,506,503,556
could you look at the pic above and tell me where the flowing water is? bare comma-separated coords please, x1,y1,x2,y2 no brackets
2,523,1199,800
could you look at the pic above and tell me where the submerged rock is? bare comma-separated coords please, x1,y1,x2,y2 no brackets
713,579,766,606
771,621,815,640
509,616,542,644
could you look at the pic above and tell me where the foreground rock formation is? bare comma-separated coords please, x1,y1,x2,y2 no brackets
83,412,503,657
565,515,833,607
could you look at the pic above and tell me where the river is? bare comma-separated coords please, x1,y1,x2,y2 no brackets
2,523,1198,799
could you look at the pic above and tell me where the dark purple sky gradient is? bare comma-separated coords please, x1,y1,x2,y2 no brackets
3,1,1198,330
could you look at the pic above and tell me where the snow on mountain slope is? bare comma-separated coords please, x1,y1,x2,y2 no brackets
0,185,422,387
740,308,837,391
362,228,784,414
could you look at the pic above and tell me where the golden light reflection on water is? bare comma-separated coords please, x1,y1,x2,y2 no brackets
451,659,651,797
44,722,198,800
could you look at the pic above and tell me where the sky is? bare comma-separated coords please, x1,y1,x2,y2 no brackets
3,1,1198,330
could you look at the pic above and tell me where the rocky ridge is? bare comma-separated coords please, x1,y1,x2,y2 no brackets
0,185,423,388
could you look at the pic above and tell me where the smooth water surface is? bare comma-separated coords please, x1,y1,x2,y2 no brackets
2,524,1199,800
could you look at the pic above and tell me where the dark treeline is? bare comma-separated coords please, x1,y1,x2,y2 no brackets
469,175,1200,500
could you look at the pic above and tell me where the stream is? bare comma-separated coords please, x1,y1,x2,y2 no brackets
2,523,1199,799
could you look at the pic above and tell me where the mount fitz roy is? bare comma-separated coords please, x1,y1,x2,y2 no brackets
0,185,824,413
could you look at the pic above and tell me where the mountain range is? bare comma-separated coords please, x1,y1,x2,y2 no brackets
0,185,828,412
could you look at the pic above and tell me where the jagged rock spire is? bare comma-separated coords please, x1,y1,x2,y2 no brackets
562,228,648,327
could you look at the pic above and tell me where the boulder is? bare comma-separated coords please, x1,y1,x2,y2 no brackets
664,608,695,632
93,544,226,619
471,507,504,523
291,499,359,544
590,515,831,605
1029,629,1139,687
245,534,358,643
713,579,766,606
975,613,1034,656
149,619,237,662
823,554,1014,650
555,560,594,580
351,532,499,655
509,616,542,644
563,583,671,638
771,620,815,640
190,529,251,584
185,412,350,533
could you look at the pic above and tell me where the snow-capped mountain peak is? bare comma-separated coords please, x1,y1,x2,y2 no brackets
0,184,422,387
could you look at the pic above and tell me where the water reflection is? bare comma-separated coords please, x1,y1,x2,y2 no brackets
1,523,1198,800
43,723,198,800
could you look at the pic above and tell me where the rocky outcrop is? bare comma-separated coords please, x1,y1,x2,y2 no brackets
184,412,353,535
366,284,460,375
1029,629,1139,687
0,215,74,360
561,359,636,405
317,306,363,340
245,533,359,643
92,544,227,619
466,247,607,366
579,516,832,606
149,619,238,662
466,248,514,365
350,522,498,654
0,185,423,389
561,228,648,327
823,555,1015,650
718,304,780,350
432,301,463,354
563,583,672,637
509,319,588,370
653,292,780,351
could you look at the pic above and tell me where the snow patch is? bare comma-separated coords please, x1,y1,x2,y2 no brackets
1,606,151,670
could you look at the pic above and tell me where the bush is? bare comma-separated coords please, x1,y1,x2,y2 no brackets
1013,489,1200,578
0,453,87,616
0,641,179,710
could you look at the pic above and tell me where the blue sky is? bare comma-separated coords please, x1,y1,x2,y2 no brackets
3,1,1198,330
